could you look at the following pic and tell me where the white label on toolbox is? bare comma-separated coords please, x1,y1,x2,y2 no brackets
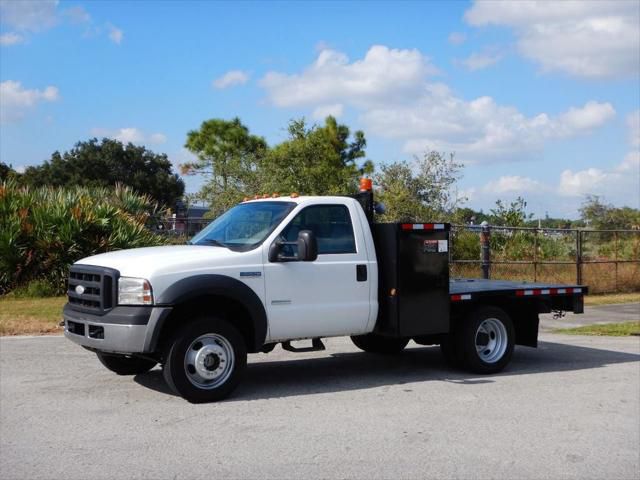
438,240,448,253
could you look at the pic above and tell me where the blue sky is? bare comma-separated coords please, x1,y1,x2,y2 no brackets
1,0,639,218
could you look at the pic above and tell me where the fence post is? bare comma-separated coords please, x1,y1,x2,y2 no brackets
481,221,491,279
576,230,583,285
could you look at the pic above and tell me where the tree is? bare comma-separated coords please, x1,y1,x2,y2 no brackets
489,197,533,226
374,151,464,222
20,138,185,208
183,118,267,217
579,195,640,230
259,116,373,196
0,162,16,181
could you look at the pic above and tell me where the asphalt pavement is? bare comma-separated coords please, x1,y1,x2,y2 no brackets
1,307,639,480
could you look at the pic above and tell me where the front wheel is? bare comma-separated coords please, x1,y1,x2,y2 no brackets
457,306,515,374
163,316,247,403
351,333,409,354
96,352,157,375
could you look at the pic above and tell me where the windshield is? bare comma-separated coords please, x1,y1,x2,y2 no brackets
190,201,296,251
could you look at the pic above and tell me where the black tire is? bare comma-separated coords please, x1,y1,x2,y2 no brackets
457,306,515,374
96,352,157,375
351,333,409,354
163,316,247,403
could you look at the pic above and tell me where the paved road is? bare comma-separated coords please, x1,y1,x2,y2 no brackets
1,330,639,480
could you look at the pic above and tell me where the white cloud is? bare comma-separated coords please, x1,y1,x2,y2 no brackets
464,0,640,78
0,80,59,124
259,45,616,162
483,175,543,194
107,24,123,44
91,127,167,145
459,51,503,71
0,32,24,46
261,45,439,108
212,70,250,89
558,168,609,196
312,103,344,120
0,0,58,32
448,32,466,45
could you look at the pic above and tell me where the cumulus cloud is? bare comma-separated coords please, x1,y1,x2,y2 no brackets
0,80,59,124
312,103,344,120
212,70,250,89
259,45,615,162
483,175,543,194
261,45,439,108
464,0,640,78
63,6,91,24
448,32,466,45
0,0,58,32
557,113,640,205
0,32,24,46
90,127,167,145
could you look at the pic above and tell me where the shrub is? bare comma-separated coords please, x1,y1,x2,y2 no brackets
10,279,59,298
0,181,168,295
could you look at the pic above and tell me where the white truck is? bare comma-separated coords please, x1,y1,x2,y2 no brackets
63,186,586,402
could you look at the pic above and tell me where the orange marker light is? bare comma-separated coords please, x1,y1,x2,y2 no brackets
272,193,280,198
254,195,260,200
359,177,373,192
243,197,249,202
290,192,299,198
262,194,269,199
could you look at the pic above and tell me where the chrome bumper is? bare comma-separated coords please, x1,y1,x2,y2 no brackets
63,304,172,354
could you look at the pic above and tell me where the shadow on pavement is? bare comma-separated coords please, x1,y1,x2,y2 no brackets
134,340,639,401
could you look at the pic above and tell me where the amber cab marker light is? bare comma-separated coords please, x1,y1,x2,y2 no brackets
359,177,373,192
290,192,299,198
272,193,280,198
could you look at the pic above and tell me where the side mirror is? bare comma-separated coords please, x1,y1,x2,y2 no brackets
296,230,318,262
268,230,318,262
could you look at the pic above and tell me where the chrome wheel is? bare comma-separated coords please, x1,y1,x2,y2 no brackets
475,318,508,364
184,334,235,389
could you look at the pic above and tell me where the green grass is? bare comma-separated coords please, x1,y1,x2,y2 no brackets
0,296,66,336
554,322,640,337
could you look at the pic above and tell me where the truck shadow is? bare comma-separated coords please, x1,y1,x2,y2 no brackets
134,340,640,401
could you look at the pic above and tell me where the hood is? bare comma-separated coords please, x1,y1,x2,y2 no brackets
76,245,246,279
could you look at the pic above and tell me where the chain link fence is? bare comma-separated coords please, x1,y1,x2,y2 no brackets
450,225,640,294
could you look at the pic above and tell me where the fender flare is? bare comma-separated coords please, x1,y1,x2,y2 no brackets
156,274,267,351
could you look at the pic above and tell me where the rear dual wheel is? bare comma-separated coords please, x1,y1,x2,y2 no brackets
441,306,514,374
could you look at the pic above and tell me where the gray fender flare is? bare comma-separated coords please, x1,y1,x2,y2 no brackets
155,274,267,352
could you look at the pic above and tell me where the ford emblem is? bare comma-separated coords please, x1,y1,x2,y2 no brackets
75,285,85,295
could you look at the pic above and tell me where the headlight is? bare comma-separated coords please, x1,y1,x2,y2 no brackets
118,277,153,305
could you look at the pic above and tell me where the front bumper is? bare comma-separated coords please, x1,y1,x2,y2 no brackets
63,303,172,354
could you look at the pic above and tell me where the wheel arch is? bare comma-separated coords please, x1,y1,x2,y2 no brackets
154,275,268,354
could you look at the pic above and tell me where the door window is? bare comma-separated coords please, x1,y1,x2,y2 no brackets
280,205,356,254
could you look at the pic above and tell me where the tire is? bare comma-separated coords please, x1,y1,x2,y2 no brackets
163,316,247,403
351,333,409,354
457,306,515,374
96,352,157,375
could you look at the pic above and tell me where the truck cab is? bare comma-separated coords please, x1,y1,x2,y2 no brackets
63,191,586,403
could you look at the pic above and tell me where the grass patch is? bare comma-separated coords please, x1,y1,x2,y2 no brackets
0,296,66,336
584,292,640,306
555,321,640,337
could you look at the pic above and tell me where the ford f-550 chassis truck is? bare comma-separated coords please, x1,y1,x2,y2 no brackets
63,185,586,402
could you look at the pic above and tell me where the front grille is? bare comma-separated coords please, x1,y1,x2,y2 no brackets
67,265,119,315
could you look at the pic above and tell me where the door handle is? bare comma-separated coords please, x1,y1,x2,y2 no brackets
356,264,367,282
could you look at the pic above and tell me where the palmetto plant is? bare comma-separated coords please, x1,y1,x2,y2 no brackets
0,181,167,295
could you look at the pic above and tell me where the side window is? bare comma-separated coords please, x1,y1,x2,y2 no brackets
281,205,356,255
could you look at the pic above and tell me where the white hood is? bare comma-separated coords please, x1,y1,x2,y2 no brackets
76,245,250,279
